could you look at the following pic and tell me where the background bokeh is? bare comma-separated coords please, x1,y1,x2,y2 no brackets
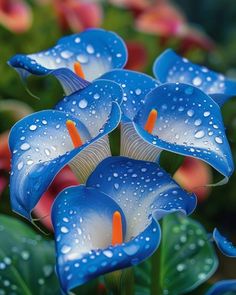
0,0,236,293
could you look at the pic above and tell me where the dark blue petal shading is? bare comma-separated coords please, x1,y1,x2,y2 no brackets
9,102,121,220
55,79,123,137
52,185,160,293
100,69,159,121
133,83,234,180
8,28,127,95
213,228,236,257
205,280,236,295
87,156,196,238
153,49,236,106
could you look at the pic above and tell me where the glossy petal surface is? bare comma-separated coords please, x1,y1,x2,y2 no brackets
213,228,236,257
9,102,121,220
205,280,236,295
87,156,196,239
100,69,158,121
153,49,236,105
52,185,160,292
8,28,127,94
55,79,123,137
134,83,233,179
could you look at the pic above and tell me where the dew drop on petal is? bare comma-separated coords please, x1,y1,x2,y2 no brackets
194,130,205,139
79,99,88,109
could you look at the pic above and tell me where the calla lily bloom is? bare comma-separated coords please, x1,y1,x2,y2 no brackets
52,156,197,293
153,49,236,106
205,280,236,295
0,0,32,34
9,79,123,220
213,228,236,257
8,28,127,95
53,0,103,32
101,69,233,181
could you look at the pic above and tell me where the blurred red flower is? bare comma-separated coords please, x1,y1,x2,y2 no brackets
0,0,32,33
174,157,212,202
53,0,102,32
125,40,148,71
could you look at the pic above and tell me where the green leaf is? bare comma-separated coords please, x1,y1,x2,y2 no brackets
0,214,60,295
134,214,218,295
161,213,218,294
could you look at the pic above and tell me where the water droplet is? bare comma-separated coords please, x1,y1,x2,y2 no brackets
195,130,205,139
61,50,73,59
103,250,113,258
61,245,71,254
20,143,30,151
29,125,37,131
77,54,88,64
187,109,194,117
203,111,210,117
17,161,24,170
21,251,30,260
86,45,95,54
193,77,202,86
215,136,223,144
79,99,88,109
61,226,69,233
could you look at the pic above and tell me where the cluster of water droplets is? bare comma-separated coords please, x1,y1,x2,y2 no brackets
88,158,195,240
164,54,226,95
134,83,232,175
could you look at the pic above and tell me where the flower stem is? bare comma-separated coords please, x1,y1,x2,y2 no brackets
151,222,162,295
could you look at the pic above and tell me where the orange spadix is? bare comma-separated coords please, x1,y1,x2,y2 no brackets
74,62,85,79
112,211,123,246
144,109,158,133
66,120,83,148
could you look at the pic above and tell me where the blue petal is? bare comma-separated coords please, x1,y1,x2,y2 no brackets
153,49,236,106
213,228,236,257
8,28,127,94
100,69,159,121
205,280,236,295
52,185,160,293
133,83,234,180
9,103,121,220
55,79,123,137
87,156,196,239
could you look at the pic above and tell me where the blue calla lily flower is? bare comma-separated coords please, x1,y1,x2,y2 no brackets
205,280,236,295
213,228,236,257
52,156,197,293
8,28,127,95
9,80,123,220
153,49,236,106
98,71,234,181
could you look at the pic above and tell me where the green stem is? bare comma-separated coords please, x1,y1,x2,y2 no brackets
151,223,162,295
104,268,135,295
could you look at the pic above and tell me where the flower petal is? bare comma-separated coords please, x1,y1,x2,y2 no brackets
205,280,236,295
52,185,160,292
55,79,123,137
134,83,234,180
10,103,121,220
100,69,158,121
87,156,196,239
213,228,236,257
8,28,127,94
153,49,236,106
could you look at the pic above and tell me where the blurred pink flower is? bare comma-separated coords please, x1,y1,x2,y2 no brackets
0,132,10,195
125,40,148,71
0,0,32,33
174,157,212,202
34,166,79,230
109,0,155,11
135,1,214,51
53,0,103,32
